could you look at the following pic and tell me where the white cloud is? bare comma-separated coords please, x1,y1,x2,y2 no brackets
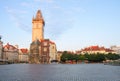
42,6,83,40
5,1,86,40
5,6,31,33
5,6,27,14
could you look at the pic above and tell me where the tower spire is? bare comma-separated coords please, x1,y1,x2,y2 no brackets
32,10,45,42
36,10,43,20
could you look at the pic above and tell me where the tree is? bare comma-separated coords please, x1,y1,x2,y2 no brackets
78,55,86,61
96,53,105,62
61,51,69,62
61,54,67,62
73,54,79,63
85,53,105,62
105,53,120,60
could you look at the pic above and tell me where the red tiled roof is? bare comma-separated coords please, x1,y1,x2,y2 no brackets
105,49,114,52
4,43,17,50
81,45,114,53
82,45,108,51
49,41,55,44
20,48,28,54
41,39,55,44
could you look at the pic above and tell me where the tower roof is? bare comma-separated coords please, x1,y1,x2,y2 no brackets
20,48,28,54
32,10,45,25
36,10,42,20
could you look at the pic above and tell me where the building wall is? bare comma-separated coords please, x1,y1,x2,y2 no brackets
32,21,44,41
19,49,29,62
32,10,44,41
81,50,107,54
3,51,19,62
57,51,63,62
41,39,50,63
49,43,57,62
3,44,19,62
30,10,57,64
80,46,114,55
29,40,41,63
19,54,28,62
0,41,3,59
111,46,120,54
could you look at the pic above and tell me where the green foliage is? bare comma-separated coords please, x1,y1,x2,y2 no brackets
60,52,120,63
61,51,77,62
86,53,105,62
105,53,120,60
78,55,86,61
61,51,68,62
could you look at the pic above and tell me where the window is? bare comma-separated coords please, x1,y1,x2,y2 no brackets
44,42,47,46
44,47,47,52
52,46,54,49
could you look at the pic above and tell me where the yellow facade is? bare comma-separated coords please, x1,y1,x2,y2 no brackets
32,10,45,42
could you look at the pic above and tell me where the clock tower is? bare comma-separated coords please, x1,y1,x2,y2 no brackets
32,10,45,42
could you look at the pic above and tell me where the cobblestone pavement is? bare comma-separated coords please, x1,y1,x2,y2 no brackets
0,64,120,81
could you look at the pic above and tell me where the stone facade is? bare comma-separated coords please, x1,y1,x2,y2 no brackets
30,39,57,64
3,43,19,63
0,37,3,59
49,41,57,62
30,39,41,63
40,39,50,63
19,48,29,63
32,10,45,42
30,10,57,64
57,51,63,62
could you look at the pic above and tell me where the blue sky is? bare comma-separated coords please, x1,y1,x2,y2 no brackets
0,0,120,51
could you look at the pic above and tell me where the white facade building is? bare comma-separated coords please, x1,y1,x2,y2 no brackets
0,40,3,59
111,45,120,54
3,43,19,63
80,46,114,55
19,48,29,63
49,41,57,62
